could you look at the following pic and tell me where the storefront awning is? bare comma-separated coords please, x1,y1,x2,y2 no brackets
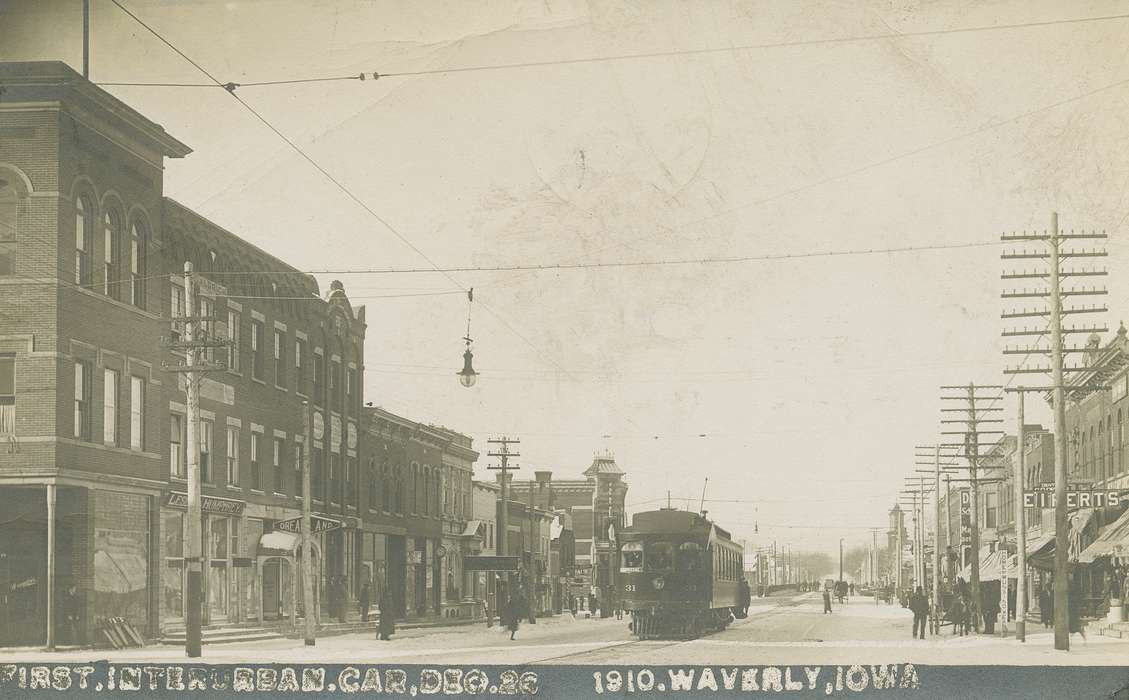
959,548,1016,581
1078,507,1129,564
259,531,300,557
456,520,483,538
1026,509,1097,571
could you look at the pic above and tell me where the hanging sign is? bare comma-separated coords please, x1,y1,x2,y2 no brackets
959,489,971,545
273,515,342,534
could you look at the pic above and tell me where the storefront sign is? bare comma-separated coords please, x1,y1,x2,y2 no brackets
273,515,343,534
165,492,245,515
959,489,971,544
1022,486,1120,509
232,557,254,568
464,555,520,571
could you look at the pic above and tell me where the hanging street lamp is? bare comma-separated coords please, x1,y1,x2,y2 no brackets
457,288,478,387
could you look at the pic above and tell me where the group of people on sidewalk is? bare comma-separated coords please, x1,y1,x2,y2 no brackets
905,576,1087,641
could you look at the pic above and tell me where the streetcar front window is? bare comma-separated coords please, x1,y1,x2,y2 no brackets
677,542,702,571
621,542,644,572
645,542,673,571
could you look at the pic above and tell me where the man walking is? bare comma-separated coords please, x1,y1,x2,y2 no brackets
910,586,928,639
359,583,371,623
822,586,833,614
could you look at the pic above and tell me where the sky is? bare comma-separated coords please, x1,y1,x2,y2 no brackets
4,0,1129,564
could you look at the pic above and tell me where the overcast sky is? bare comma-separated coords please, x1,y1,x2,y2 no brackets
5,0,1129,564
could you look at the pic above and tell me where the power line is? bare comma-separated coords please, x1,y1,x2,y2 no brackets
92,12,1129,87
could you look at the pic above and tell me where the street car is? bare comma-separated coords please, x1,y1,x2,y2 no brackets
617,508,744,639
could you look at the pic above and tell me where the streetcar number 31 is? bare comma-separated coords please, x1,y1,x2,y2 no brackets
623,584,636,592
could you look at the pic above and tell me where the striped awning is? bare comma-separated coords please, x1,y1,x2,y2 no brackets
1078,508,1129,564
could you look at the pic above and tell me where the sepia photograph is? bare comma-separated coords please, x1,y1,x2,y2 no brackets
1,1,1129,697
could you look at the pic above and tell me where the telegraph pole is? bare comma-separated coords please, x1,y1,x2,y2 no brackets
302,400,315,646
1001,216,1108,650
940,383,1004,632
162,262,231,658
487,437,520,610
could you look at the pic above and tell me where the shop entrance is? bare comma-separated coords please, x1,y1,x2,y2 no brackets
0,521,44,646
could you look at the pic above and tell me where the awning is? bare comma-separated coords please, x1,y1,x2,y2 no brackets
959,548,1016,581
1078,508,1129,564
259,531,300,557
455,520,483,538
1026,509,1097,571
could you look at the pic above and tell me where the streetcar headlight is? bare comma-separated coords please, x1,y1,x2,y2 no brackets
653,577,665,590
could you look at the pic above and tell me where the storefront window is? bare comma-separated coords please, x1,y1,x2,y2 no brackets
93,491,149,633
162,511,184,621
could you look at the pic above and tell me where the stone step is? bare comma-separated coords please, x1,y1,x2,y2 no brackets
160,627,284,646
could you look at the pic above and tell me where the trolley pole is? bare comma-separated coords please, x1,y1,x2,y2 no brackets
487,438,520,612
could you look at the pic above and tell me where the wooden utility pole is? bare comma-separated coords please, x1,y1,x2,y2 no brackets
487,437,520,610
162,262,230,657
302,400,316,646
1001,216,1107,650
940,383,1004,632
82,0,90,78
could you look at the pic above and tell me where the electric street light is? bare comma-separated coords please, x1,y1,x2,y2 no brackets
457,288,478,387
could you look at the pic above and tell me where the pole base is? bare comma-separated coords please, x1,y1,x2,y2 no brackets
1016,620,1025,643
305,639,316,647
186,570,202,658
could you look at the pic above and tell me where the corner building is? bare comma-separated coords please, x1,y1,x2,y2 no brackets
0,61,371,645
0,62,190,647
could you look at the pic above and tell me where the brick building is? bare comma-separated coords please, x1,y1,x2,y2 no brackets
506,452,627,616
0,61,480,647
0,61,191,647
360,407,478,621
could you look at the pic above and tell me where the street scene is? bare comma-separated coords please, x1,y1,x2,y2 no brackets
2,2,1129,696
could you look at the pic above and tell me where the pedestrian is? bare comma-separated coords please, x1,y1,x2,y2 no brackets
507,593,523,640
359,583,371,623
960,588,973,636
910,586,928,639
948,594,964,636
822,587,832,614
377,586,396,641
981,586,999,635
738,578,751,617
1039,582,1053,629
849,582,855,597
337,578,348,624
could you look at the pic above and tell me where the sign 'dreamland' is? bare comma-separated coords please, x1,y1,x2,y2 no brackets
1022,487,1120,509
164,492,245,515
273,515,343,534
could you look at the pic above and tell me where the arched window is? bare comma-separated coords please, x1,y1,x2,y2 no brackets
75,196,93,287
129,218,147,307
103,209,120,298
1119,409,1124,474
1098,422,1105,480
0,178,18,275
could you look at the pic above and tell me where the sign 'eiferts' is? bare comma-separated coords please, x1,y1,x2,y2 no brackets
1022,485,1121,510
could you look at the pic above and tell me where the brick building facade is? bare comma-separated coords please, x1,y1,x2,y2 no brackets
0,61,480,647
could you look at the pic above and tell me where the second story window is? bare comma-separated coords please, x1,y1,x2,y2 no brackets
274,330,286,386
200,419,213,483
312,448,323,500
250,431,262,491
251,320,264,381
103,368,119,446
75,197,92,287
73,360,91,440
0,354,14,437
347,367,356,411
294,338,306,394
330,360,342,407
198,297,215,362
226,310,241,372
226,427,239,486
130,376,145,451
273,437,284,493
170,414,184,478
313,353,324,404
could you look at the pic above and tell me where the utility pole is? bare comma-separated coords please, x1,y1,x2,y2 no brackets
162,262,231,658
527,479,536,624
1001,216,1108,651
302,400,315,646
940,383,1004,633
838,538,843,584
1014,389,1027,642
82,0,90,79
487,437,520,613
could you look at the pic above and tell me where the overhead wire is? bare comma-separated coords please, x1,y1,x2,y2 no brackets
91,11,1129,87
